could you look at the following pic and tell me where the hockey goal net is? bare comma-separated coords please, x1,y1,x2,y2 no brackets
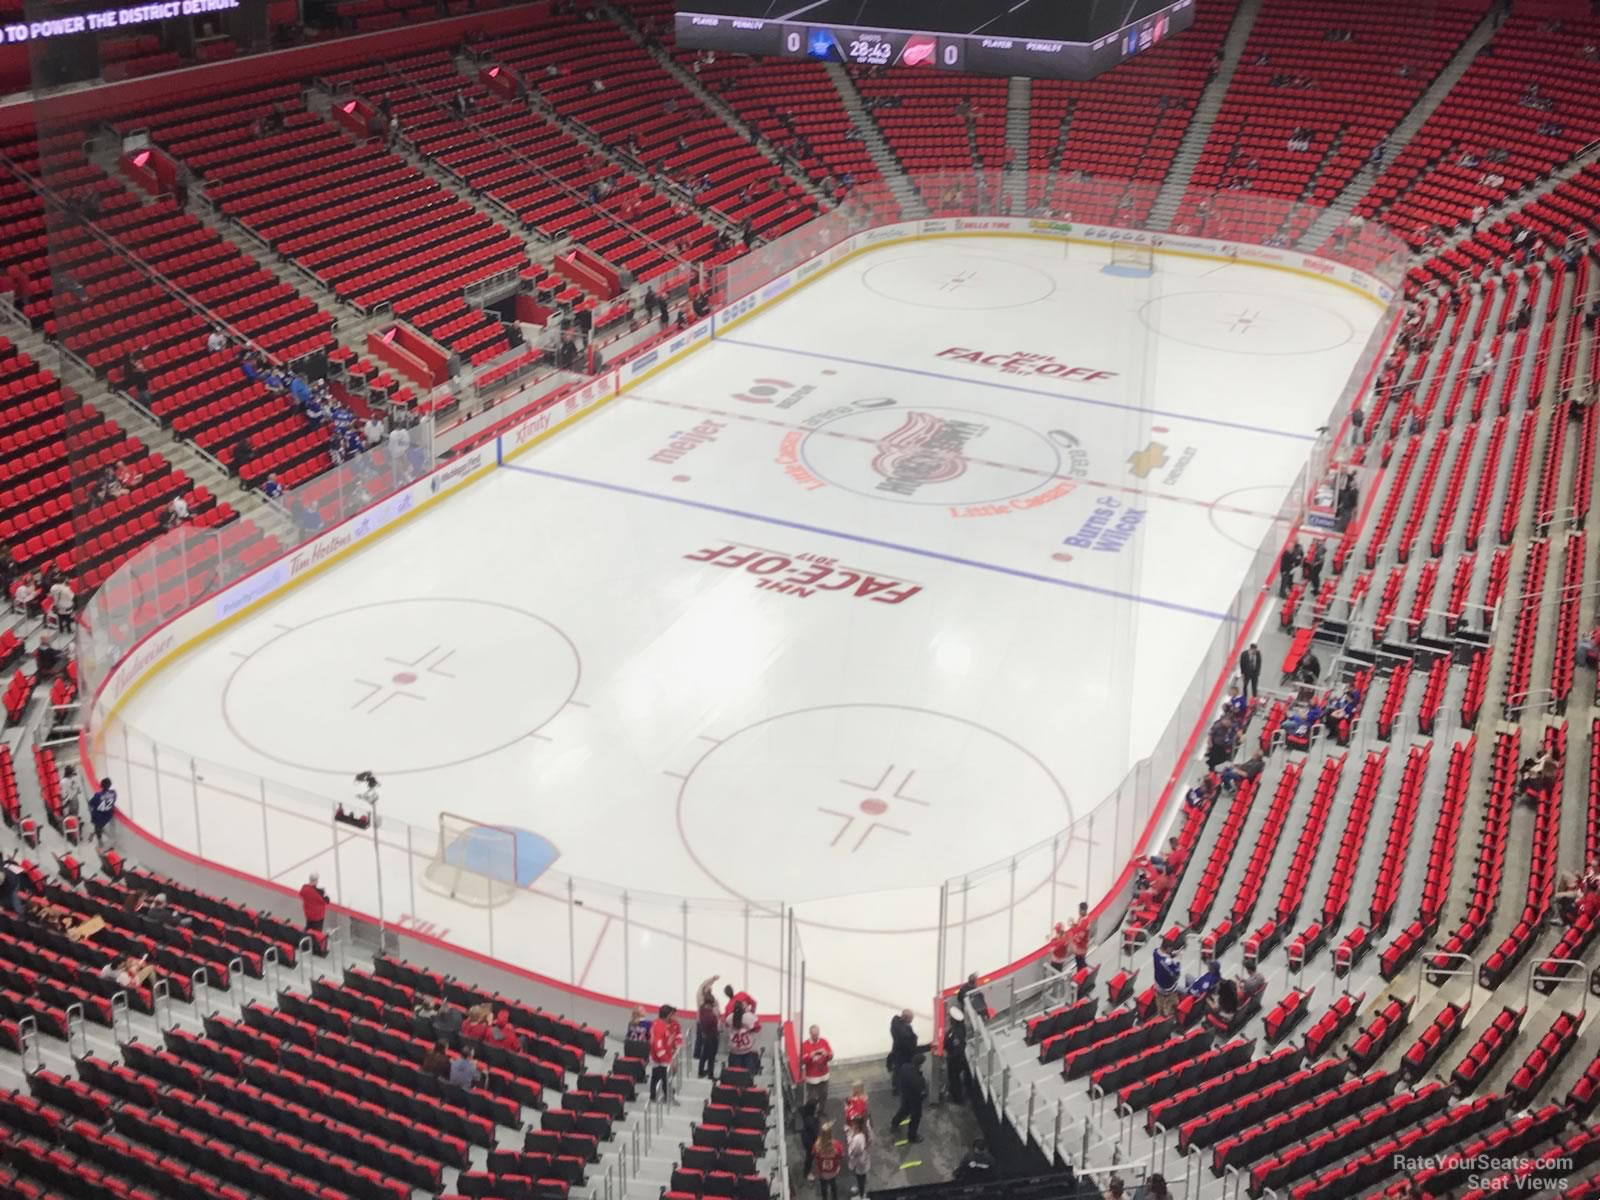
1109,242,1155,272
421,812,519,908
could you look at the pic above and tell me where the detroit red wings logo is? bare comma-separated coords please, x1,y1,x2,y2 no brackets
871,411,988,497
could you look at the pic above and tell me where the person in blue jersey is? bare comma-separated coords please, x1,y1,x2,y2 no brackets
89,777,117,845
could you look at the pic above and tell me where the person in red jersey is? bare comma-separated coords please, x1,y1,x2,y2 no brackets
648,1004,681,1101
299,873,329,932
800,1023,834,1109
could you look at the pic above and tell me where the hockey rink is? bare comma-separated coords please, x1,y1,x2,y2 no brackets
104,237,1384,1053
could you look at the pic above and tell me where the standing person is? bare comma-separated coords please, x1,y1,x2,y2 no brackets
648,1004,680,1101
694,975,720,1077
1153,947,1182,1017
89,777,117,845
813,1121,843,1200
1349,403,1364,444
844,1080,870,1130
1304,540,1325,593
889,1053,927,1143
799,1101,821,1181
954,972,986,1020
846,1115,872,1198
727,1000,758,1071
47,577,74,633
887,1010,918,1086
1278,541,1304,597
1065,901,1093,971
942,1006,968,1103
1238,642,1262,700
800,1024,834,1110
299,873,329,932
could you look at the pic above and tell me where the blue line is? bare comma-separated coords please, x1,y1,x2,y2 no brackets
505,464,1232,621
718,338,1318,443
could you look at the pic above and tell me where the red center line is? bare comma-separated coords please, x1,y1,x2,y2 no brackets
627,392,1283,521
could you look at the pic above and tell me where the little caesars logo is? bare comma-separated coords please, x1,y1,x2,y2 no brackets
871,411,987,497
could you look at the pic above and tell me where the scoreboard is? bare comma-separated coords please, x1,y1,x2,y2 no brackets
674,0,1195,81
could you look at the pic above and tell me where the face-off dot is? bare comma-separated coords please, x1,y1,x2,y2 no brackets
391,671,417,685
1052,552,1074,562
673,475,691,482
859,797,888,816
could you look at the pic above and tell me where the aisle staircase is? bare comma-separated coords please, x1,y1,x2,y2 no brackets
824,62,928,218
1298,6,1503,251
1146,0,1265,230
1003,76,1031,212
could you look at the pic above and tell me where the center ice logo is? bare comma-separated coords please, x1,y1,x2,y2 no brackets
870,411,987,497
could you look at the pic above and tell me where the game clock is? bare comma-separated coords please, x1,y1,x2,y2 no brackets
790,25,965,71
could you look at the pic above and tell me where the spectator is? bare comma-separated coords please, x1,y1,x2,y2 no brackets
299,873,329,932
47,577,74,633
1220,753,1266,793
449,1049,480,1091
1278,540,1304,597
1237,966,1266,1005
721,984,756,1021
625,1005,647,1044
889,1053,927,1143
207,326,228,355
813,1121,843,1200
727,1000,758,1071
800,1023,834,1108
89,777,118,845
943,1006,968,1103
1064,901,1093,970
59,765,85,823
165,494,190,530
33,637,62,680
799,1100,821,1180
1138,1173,1172,1200
1223,684,1248,721
0,543,12,592
0,857,28,915
954,1138,994,1183
99,956,142,990
434,1002,464,1046
1238,642,1262,699
1106,1176,1127,1200
422,1039,450,1078
263,475,283,501
695,975,720,1077
485,1009,520,1052
846,1115,871,1198
363,414,385,448
844,1080,869,1129
1153,946,1182,1016
462,1004,491,1045
649,1004,681,1100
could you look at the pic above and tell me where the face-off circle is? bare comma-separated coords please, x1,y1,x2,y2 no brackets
1138,289,1355,355
799,404,1064,506
862,254,1057,311
221,598,581,775
677,704,1073,928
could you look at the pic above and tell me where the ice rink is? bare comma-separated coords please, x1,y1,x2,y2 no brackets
107,236,1383,1053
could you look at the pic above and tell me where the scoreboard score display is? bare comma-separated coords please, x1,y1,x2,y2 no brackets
674,0,1195,80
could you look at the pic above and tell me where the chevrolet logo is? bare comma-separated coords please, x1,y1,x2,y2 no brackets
1127,441,1168,478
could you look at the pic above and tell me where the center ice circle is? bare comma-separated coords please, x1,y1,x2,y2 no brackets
799,403,1064,506
862,253,1056,310
221,598,580,775
677,704,1073,927
1137,289,1355,355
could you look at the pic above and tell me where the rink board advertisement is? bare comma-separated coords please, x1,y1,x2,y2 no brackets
89,446,494,725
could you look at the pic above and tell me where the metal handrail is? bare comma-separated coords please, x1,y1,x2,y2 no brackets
17,1015,40,1075
263,946,281,998
193,967,212,1016
65,1001,88,1060
111,990,132,1044
152,977,173,1032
